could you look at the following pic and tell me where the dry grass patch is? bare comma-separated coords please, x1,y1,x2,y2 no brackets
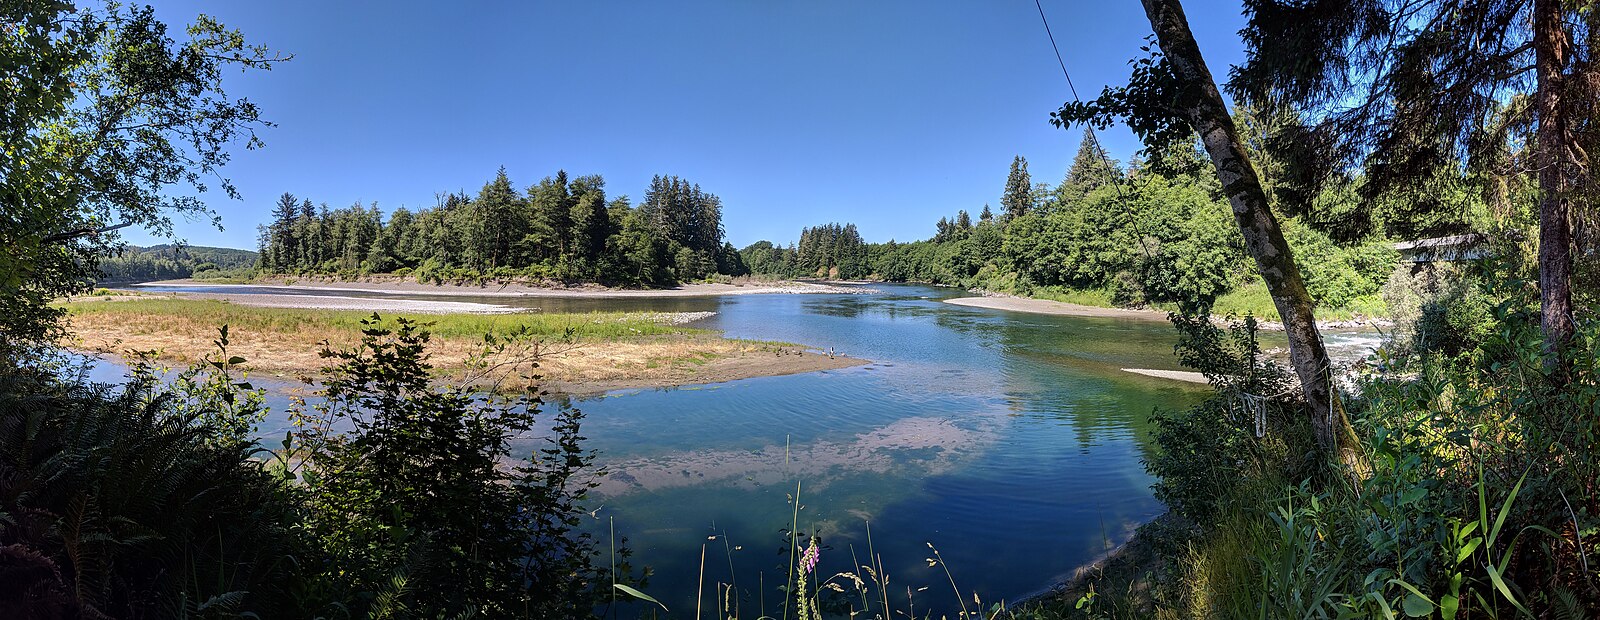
60,298,863,393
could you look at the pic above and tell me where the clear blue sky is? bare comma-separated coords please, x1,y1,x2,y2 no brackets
129,1,1249,250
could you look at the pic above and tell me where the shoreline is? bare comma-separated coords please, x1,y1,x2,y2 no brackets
1016,513,1172,615
60,299,868,396
944,295,1167,321
944,293,1395,331
137,276,878,299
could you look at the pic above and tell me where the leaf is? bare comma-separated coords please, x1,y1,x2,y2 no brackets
1369,592,1397,620
1484,564,1530,616
1490,470,1528,544
227,356,246,365
613,584,667,611
1401,593,1433,617
1439,594,1459,620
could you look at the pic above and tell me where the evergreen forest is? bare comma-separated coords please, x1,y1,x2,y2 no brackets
255,171,749,286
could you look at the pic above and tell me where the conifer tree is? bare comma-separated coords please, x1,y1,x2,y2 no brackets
268,193,300,271
1060,128,1120,203
1001,155,1034,218
567,175,612,277
469,168,523,269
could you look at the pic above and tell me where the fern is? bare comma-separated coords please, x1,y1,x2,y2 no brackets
1553,588,1586,620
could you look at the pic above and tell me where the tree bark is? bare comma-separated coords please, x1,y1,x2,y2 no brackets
1534,0,1576,375
1139,0,1343,452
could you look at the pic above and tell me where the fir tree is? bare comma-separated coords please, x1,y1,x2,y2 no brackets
1060,129,1119,203
1001,155,1034,219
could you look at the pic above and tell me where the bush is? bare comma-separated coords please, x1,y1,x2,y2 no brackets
287,315,632,618
0,318,632,617
1138,262,1600,618
0,340,299,618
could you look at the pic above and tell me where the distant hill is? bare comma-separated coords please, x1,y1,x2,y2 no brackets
96,244,259,283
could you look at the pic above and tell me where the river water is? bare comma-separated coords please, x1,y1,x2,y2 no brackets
103,282,1379,616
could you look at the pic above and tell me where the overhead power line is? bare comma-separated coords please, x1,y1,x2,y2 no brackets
1032,0,1154,259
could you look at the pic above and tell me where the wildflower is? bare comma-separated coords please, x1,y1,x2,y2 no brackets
801,539,820,574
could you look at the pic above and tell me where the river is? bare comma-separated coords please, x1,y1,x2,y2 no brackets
96,281,1380,616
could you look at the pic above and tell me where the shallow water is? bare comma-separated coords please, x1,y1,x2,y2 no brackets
111,282,1377,616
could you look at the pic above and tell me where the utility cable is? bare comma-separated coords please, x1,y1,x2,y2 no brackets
1032,0,1154,260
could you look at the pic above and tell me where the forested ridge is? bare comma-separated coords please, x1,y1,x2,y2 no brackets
255,170,749,286
742,123,1531,316
96,244,258,283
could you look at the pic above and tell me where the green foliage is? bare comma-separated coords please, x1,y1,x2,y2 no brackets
742,223,872,280
1284,221,1399,309
1120,261,1600,618
257,170,744,286
287,315,627,617
743,150,1394,319
1002,155,1035,219
97,243,259,283
0,344,299,618
1,1,286,361
1147,314,1303,528
2,315,629,617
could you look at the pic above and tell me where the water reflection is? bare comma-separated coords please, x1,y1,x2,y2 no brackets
119,282,1258,616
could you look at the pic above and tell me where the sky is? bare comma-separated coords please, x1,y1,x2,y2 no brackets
129,1,1250,250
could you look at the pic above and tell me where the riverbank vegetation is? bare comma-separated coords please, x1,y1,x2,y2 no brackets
4,318,635,617
1011,0,1600,615
254,172,750,287
742,133,1490,319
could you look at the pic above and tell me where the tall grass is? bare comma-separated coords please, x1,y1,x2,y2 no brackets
62,298,707,341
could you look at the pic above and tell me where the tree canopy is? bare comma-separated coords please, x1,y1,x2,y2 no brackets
1,1,287,360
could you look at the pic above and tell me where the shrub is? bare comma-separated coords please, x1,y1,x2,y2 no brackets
0,341,300,618
288,315,631,618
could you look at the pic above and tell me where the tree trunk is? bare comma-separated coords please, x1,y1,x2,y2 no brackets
1534,0,1577,376
1139,0,1343,452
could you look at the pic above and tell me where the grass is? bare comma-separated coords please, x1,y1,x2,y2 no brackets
1015,282,1391,323
63,298,705,342
57,298,852,393
1026,286,1118,308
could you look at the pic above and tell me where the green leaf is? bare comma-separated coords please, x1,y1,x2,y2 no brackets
1484,564,1530,616
1490,470,1528,544
1401,593,1433,617
1439,594,1459,620
613,584,667,611
227,356,246,365
1369,592,1397,620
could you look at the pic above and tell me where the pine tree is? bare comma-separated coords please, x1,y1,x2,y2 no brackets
469,168,524,269
296,198,319,269
567,175,612,278
1060,129,1119,203
1001,155,1034,219
268,193,300,271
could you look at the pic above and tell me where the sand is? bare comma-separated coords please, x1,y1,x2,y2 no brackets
945,294,1394,332
1120,368,1210,384
173,292,523,314
138,277,876,298
944,296,1167,321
